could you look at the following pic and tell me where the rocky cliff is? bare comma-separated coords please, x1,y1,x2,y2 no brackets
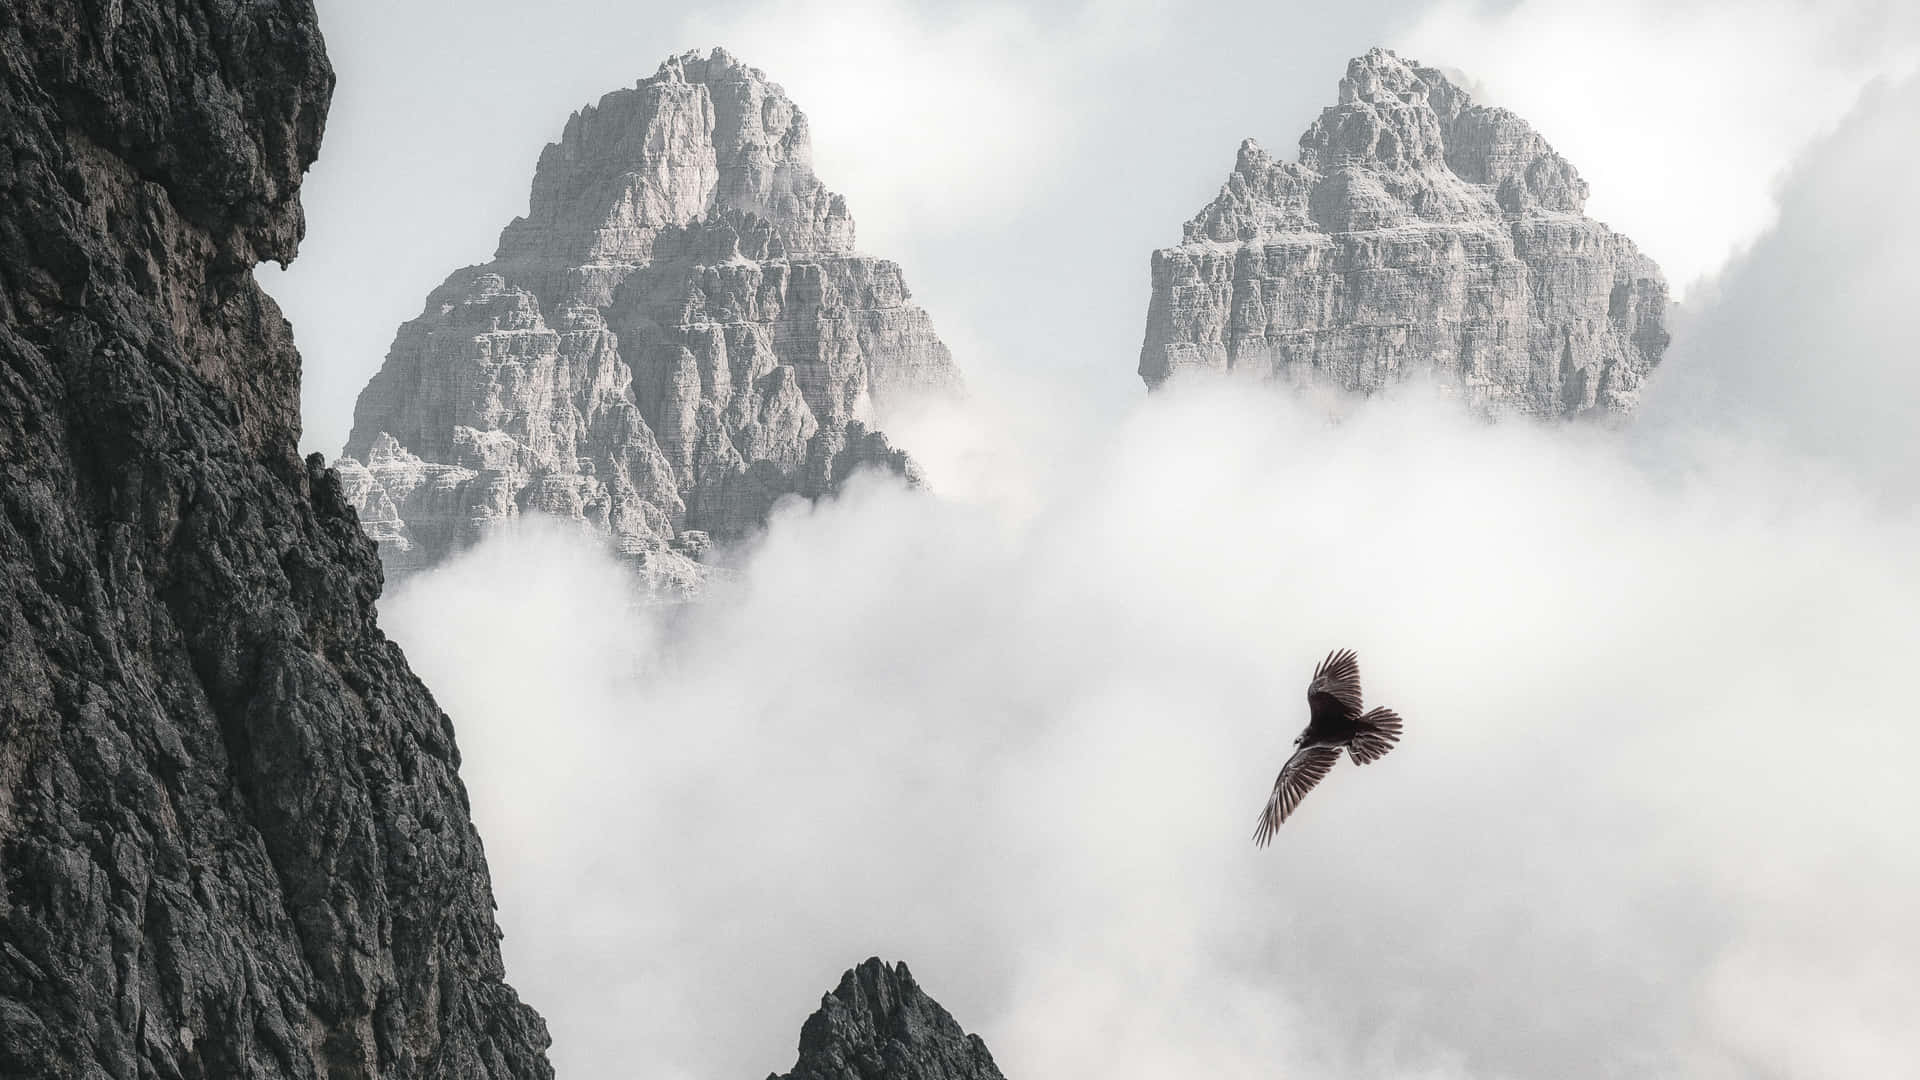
0,2,550,1077
768,959,1006,1080
336,49,961,592
1141,48,1669,416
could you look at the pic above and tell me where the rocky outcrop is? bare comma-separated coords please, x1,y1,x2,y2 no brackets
767,959,1006,1080
337,49,960,593
0,2,550,1077
1141,48,1669,416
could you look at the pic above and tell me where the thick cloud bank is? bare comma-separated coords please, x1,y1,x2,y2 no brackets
1402,0,1920,294
1641,70,1920,499
385,377,1918,1079
370,31,1920,1077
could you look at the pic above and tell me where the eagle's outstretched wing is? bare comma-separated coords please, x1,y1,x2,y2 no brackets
1253,744,1345,845
1306,648,1364,725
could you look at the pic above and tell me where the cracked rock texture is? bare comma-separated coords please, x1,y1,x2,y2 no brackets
0,1,551,1077
1141,48,1669,416
767,959,1007,1080
337,49,960,593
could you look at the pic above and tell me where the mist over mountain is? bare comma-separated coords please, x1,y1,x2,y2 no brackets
378,43,1920,1080
1638,71,1920,502
4,3,1918,1079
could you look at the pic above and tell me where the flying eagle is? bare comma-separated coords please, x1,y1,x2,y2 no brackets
1253,649,1403,844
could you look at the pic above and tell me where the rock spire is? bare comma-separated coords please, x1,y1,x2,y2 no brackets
1141,48,1669,416
337,49,961,594
767,959,1007,1080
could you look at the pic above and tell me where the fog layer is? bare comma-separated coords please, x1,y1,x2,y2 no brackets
385,371,1917,1078
377,31,1920,1080
1641,71,1920,498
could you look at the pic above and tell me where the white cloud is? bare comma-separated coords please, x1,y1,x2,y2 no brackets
385,378,1920,1079
1640,70,1920,500
677,1,1077,263
288,12,1920,1071
1399,0,1920,295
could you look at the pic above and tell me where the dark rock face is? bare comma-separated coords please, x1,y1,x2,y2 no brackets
0,2,550,1077
768,959,1006,1080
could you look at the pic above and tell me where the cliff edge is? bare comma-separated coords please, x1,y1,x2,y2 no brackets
0,2,551,1076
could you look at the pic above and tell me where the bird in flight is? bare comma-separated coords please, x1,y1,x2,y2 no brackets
1254,649,1403,844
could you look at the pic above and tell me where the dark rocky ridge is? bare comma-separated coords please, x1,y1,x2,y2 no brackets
768,959,1007,1080
0,1,550,1076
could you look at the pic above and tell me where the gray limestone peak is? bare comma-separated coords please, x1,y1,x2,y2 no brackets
1141,47,1669,416
496,48,854,265
338,48,960,593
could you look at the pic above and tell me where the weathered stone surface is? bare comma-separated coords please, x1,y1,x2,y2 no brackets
339,49,959,593
767,959,1006,1080
1141,48,1669,416
0,2,550,1077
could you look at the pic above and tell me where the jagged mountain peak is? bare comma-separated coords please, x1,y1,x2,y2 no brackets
654,44,753,80
338,48,960,595
497,45,851,266
768,959,1006,1080
1294,47,1588,215
1143,47,1667,416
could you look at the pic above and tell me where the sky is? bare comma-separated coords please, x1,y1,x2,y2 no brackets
269,1,1920,1076
272,0,1920,459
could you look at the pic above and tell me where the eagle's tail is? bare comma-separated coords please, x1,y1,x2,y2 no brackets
1348,708,1403,765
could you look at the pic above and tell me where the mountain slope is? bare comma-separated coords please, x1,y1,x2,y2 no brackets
0,1,551,1076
